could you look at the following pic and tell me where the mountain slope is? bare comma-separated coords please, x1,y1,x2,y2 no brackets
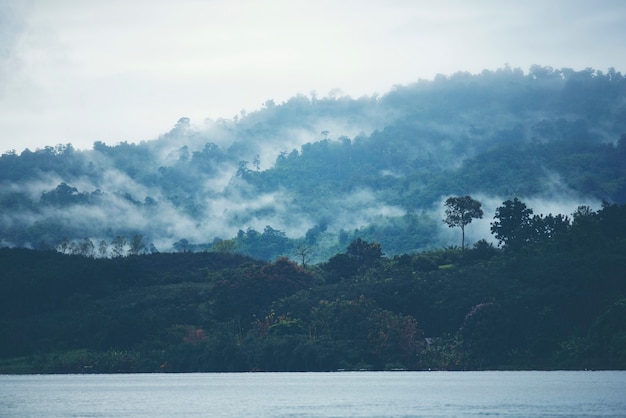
1,65,625,261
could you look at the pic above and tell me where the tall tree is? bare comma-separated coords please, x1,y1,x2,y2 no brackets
111,235,127,257
294,243,313,267
128,234,145,256
79,237,95,258
443,195,484,250
98,240,108,257
490,198,533,249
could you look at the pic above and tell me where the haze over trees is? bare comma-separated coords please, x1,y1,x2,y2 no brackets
1,65,625,262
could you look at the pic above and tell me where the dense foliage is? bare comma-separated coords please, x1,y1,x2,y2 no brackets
1,201,624,373
1,66,626,262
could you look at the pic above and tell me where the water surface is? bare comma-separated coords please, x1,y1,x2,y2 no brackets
1,371,624,417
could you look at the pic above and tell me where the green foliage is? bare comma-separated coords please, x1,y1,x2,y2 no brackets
324,238,384,282
2,201,624,373
491,198,535,249
233,226,292,261
443,195,484,250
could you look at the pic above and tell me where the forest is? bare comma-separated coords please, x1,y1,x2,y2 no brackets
1,65,625,262
1,65,626,372
0,199,625,373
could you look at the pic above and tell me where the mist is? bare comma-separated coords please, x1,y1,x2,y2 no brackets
0,66,624,261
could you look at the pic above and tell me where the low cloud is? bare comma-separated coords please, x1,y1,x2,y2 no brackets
435,177,603,248
323,188,406,232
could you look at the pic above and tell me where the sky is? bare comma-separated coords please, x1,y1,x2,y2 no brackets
1,0,626,154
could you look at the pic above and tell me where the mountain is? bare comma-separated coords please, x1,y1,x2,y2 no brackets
1,65,625,262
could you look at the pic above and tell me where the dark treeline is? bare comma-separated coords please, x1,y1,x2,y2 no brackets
1,200,625,373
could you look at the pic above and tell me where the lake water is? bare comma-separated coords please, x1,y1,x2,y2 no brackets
1,371,625,417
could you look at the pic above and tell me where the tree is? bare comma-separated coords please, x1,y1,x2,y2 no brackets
111,235,127,257
294,243,313,268
212,239,237,254
173,239,192,252
325,239,383,281
443,196,484,250
98,240,108,257
128,234,145,256
490,198,533,249
530,213,570,241
56,237,70,254
79,237,95,258
346,238,383,265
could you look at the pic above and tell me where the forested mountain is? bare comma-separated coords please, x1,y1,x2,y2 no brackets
1,65,626,262
1,201,625,372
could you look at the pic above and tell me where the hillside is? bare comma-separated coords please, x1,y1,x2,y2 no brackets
1,200,625,373
1,65,626,262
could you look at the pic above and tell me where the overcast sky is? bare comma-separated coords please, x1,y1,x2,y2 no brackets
1,0,625,153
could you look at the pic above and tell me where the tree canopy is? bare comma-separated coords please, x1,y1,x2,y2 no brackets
443,196,484,250
1,201,625,373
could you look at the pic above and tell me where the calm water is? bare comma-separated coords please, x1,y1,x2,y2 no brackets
1,371,625,417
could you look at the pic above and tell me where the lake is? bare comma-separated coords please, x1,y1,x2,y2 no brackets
1,371,625,417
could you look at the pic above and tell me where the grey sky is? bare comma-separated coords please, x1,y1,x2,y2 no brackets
1,0,625,153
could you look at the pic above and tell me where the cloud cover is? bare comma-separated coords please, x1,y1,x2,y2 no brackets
1,0,626,153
